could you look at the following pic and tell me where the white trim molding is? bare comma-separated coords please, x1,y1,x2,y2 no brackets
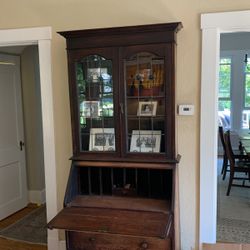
59,240,66,250
200,10,250,245
28,189,46,204
0,26,59,250
0,27,52,46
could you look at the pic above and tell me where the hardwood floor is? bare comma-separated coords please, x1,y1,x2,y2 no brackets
203,243,250,250
0,237,47,250
0,204,47,250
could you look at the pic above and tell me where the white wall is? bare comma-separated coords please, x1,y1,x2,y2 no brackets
21,46,45,202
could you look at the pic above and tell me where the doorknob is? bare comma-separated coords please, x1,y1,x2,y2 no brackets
19,141,25,151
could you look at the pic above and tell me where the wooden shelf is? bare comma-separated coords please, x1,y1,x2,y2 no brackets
126,95,165,99
48,206,172,238
127,115,165,119
69,195,171,213
72,159,178,169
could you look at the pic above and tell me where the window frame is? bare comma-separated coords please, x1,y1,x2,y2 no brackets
218,57,232,110
243,58,250,110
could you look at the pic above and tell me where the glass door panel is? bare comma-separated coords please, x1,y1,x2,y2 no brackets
76,55,115,152
124,52,165,153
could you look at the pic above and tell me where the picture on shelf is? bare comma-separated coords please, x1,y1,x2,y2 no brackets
130,130,161,153
137,101,157,116
89,128,115,151
82,101,100,118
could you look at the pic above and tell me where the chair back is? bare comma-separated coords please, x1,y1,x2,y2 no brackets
218,126,227,152
224,130,235,170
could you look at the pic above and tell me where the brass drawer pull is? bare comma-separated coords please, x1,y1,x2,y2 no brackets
89,237,95,242
140,241,148,249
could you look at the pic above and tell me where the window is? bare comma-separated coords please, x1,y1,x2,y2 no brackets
244,58,250,108
218,58,231,128
242,57,250,129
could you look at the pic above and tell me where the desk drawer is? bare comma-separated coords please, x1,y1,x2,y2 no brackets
67,231,171,250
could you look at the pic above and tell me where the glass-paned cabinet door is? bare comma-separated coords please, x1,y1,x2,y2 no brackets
76,55,115,152
124,52,165,153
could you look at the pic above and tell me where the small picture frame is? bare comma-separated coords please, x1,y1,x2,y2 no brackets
89,128,115,151
130,130,161,153
82,101,100,118
137,101,157,116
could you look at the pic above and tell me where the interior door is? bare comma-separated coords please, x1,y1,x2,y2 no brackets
0,53,28,220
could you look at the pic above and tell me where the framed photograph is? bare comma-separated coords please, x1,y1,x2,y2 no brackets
89,128,115,151
130,130,161,153
137,101,157,116
82,101,100,118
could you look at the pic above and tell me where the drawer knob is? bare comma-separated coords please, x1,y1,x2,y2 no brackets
141,242,148,249
89,237,95,242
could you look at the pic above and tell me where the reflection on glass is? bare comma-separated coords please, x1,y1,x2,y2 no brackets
125,53,164,97
76,55,115,151
124,52,165,153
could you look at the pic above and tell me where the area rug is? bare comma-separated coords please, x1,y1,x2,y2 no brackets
0,205,47,244
217,217,250,244
217,159,250,244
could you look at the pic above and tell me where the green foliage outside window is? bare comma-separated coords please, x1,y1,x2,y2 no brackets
244,62,250,108
219,58,231,111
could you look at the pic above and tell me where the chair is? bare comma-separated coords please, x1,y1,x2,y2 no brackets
218,126,248,180
218,126,229,178
224,130,250,196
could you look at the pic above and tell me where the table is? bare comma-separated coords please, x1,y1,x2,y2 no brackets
238,131,250,157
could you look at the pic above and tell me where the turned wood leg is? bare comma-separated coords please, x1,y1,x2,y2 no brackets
222,154,228,180
221,154,227,175
226,172,234,196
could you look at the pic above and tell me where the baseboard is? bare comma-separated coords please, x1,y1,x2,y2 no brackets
28,189,46,204
59,240,66,250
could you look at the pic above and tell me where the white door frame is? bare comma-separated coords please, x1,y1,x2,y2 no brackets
200,10,250,244
0,27,60,250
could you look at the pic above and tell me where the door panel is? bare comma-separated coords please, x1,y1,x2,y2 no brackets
0,163,21,204
0,54,28,220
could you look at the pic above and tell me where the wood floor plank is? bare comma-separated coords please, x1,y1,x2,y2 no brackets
203,243,250,250
0,237,47,250
243,245,250,250
203,243,240,250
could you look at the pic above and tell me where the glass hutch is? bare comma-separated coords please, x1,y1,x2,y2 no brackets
48,22,182,250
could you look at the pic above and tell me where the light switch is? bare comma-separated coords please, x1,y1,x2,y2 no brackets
178,104,194,115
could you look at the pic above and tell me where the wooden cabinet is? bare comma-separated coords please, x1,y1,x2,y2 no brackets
48,22,182,250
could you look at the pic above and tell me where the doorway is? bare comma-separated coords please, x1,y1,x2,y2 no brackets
0,52,28,219
0,27,59,250
217,34,250,243
0,45,46,215
200,10,250,245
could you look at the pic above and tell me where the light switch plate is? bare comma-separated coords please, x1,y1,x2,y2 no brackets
178,104,194,115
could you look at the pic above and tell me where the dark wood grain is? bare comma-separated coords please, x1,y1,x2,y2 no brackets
48,207,172,238
68,195,171,212
52,22,182,250
73,160,177,169
67,231,171,250
59,22,182,50
59,22,181,162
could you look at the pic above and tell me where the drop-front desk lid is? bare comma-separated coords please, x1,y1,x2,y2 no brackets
47,196,173,239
